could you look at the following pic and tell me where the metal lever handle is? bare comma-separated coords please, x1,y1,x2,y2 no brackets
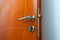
18,16,35,21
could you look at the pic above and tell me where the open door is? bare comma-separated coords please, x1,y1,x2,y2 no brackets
0,0,38,40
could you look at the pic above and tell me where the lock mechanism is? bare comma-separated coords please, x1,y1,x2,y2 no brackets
29,26,35,32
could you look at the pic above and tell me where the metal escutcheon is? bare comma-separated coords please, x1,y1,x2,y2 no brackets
30,16,35,21
29,26,35,32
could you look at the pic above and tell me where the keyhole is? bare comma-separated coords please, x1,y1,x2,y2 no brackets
30,26,34,32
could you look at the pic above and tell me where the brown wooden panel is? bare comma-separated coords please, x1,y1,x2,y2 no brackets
0,0,38,40
7,27,24,40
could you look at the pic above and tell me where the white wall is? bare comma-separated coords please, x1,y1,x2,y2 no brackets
42,0,60,40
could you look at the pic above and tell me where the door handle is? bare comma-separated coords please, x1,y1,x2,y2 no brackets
18,15,35,21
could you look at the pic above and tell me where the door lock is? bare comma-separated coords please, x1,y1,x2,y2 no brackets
29,26,35,32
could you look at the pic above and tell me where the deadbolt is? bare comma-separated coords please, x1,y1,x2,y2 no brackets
29,26,35,32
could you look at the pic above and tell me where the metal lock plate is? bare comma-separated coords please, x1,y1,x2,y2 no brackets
29,26,35,32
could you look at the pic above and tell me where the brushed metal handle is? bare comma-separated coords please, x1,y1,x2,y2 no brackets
18,15,35,21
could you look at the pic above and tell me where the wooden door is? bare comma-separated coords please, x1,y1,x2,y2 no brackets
40,0,42,40
0,0,38,40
